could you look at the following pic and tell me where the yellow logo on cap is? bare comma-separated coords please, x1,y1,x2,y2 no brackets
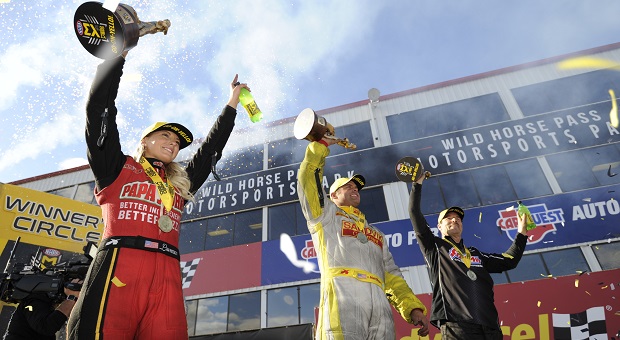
163,124,192,143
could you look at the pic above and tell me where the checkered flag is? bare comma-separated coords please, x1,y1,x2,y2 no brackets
552,306,607,339
180,258,201,289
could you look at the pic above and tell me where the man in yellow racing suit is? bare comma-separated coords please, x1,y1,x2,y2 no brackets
297,137,429,340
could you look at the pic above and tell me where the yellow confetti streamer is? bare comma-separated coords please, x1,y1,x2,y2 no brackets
537,301,541,307
479,212,482,223
575,279,579,287
111,276,126,287
609,89,619,128
557,56,620,70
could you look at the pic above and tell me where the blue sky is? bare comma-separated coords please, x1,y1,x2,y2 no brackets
1,1,620,183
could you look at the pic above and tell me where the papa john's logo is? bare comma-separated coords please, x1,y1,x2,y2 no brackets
496,203,565,244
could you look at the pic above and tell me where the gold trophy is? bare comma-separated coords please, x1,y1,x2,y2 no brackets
293,108,357,150
74,2,171,59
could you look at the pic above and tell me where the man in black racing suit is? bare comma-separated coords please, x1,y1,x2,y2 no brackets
409,174,529,339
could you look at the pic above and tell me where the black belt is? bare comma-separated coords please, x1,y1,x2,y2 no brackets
100,236,180,261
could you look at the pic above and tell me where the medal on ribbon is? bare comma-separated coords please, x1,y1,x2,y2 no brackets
158,214,174,233
139,157,176,232
357,232,368,243
444,238,476,280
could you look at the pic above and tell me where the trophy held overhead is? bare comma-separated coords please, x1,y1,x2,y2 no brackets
294,108,357,150
74,2,171,60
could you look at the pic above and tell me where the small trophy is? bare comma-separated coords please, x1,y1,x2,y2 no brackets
395,156,431,182
293,108,357,150
74,2,171,59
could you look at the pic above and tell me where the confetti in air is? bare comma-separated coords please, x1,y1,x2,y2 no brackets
557,56,620,70
609,89,620,128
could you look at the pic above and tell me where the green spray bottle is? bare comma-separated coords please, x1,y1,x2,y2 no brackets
517,201,537,230
239,88,263,123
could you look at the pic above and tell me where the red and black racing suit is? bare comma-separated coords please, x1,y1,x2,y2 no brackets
409,183,527,337
67,57,237,339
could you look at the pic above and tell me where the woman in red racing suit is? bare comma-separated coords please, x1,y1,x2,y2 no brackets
67,52,246,339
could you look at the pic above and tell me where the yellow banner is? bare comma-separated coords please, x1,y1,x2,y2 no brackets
0,183,103,253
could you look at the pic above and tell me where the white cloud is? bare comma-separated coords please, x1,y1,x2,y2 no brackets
59,157,88,170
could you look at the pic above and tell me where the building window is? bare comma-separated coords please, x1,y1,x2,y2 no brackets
268,137,307,169
472,165,517,205
407,177,445,216
505,253,547,282
233,209,263,245
327,122,374,157
205,215,234,250
195,296,228,335
191,292,260,335
48,186,75,199
490,272,509,285
505,247,592,283
438,171,481,210
387,93,510,143
511,69,620,116
227,292,261,331
74,182,97,205
591,241,620,270
408,158,553,215
584,144,620,186
268,202,308,240
299,283,320,324
541,247,590,277
267,286,299,327
358,187,389,224
179,219,207,254
186,299,198,336
267,283,319,328
546,144,620,193
203,209,262,251
504,158,552,199
218,144,264,177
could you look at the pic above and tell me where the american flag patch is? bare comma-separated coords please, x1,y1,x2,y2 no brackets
144,240,159,249
357,273,367,279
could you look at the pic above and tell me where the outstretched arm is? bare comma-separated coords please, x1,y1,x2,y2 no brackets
85,56,127,191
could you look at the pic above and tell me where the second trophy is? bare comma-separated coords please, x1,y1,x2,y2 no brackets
293,108,357,150
395,156,431,182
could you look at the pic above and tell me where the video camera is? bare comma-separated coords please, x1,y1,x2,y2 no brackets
0,237,97,304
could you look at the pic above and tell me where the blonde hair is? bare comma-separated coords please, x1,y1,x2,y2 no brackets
134,143,194,202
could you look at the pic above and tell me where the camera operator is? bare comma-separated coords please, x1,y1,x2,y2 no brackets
3,279,82,340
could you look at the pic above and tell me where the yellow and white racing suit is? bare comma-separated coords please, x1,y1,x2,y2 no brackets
297,141,427,340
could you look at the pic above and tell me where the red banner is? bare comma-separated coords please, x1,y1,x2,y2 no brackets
394,269,620,339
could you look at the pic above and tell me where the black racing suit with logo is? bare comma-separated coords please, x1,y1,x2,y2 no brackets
409,183,527,330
